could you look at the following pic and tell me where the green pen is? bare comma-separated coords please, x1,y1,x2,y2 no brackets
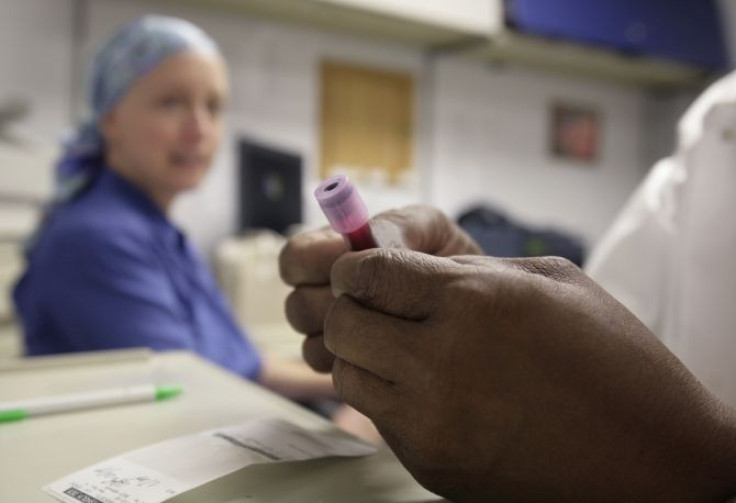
0,384,182,423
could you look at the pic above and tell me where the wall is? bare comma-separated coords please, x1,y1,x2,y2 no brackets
0,0,72,237
2,0,662,254
429,59,646,246
0,0,74,143
319,0,503,35
640,88,702,171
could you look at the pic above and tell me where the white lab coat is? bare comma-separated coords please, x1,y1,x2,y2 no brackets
587,72,736,407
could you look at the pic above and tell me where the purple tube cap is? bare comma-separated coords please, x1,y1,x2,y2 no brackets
314,175,369,234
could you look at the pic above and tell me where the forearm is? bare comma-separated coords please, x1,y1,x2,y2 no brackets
608,389,736,503
258,354,337,401
677,399,736,503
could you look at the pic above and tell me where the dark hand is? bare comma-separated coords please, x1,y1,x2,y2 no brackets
326,249,736,502
279,205,481,371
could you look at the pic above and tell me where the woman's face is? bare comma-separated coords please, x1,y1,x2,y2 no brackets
102,50,228,208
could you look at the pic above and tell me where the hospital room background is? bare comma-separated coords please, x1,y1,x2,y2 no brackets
0,0,733,363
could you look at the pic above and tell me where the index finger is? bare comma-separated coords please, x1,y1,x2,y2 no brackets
331,248,450,320
279,227,348,286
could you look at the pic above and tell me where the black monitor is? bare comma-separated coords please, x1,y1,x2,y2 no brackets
237,139,303,235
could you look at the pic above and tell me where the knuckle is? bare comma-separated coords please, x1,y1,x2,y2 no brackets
278,239,302,285
351,251,390,305
284,289,307,333
420,204,449,228
542,255,574,270
519,256,580,283
302,336,333,372
537,256,579,282
285,287,334,335
437,263,489,307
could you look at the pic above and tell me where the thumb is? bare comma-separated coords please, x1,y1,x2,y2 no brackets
372,205,482,257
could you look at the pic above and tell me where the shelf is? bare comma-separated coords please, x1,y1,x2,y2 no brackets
462,31,711,89
165,0,713,88
170,0,500,47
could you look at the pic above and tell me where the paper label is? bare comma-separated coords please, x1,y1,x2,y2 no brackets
44,417,376,503
370,220,405,249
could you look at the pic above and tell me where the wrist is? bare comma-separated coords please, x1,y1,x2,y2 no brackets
667,395,736,502
704,403,736,500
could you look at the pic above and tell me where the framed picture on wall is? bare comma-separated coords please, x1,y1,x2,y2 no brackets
549,102,601,164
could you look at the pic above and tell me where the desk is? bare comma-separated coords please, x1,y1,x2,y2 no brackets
0,350,443,502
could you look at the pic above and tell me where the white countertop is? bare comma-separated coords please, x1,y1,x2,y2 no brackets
0,349,442,502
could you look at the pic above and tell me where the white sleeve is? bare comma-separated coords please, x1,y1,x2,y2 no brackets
585,157,683,339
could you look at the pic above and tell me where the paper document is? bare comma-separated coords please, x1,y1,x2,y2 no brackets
44,417,376,503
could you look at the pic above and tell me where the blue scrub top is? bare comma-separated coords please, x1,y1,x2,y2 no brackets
13,168,262,380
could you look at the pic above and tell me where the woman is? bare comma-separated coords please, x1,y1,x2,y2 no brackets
12,16,340,403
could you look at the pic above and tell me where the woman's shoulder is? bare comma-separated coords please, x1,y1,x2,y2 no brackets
53,200,152,246
34,199,158,266
28,171,177,266
53,172,168,243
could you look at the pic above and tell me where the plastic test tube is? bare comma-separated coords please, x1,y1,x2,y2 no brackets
314,175,378,251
